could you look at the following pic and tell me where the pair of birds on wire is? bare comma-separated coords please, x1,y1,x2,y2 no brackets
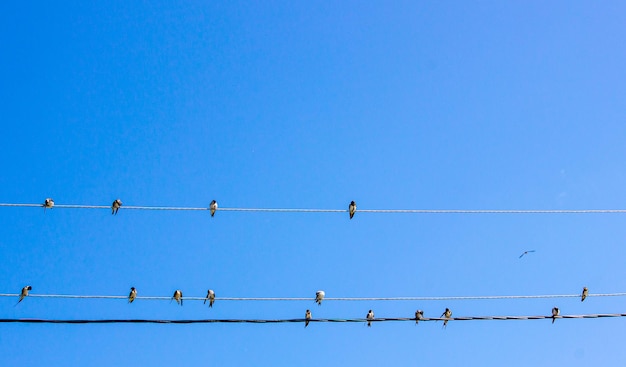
413,308,451,328
41,198,124,215
302,309,375,328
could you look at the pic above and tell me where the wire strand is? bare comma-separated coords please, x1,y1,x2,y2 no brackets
2,203,626,214
2,293,624,301
1,314,624,324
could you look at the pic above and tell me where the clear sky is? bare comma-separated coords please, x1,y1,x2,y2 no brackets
1,1,626,365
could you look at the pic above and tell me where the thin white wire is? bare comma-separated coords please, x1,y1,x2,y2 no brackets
2,293,624,301
3,203,626,213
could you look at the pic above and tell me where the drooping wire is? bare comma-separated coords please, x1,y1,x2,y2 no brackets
1,292,624,301
2,202,626,214
1,313,625,324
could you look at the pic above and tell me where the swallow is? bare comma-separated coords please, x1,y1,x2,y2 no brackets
315,290,325,305
581,287,588,302
519,250,536,258
415,310,424,325
441,308,452,328
112,199,122,215
305,309,312,328
204,289,215,307
17,285,32,305
209,200,218,217
43,198,54,212
128,287,137,303
172,290,183,306
349,201,357,219
366,309,375,327
551,307,560,324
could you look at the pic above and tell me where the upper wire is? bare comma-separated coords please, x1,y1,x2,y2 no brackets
2,202,626,214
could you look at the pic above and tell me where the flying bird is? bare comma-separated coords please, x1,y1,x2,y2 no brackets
551,307,560,324
204,289,215,307
111,199,122,215
415,310,424,325
366,309,375,327
209,200,218,217
349,201,357,219
519,250,536,258
305,309,312,328
172,290,183,306
441,308,452,328
17,285,32,305
43,198,54,212
315,290,325,305
128,287,137,303
581,287,588,302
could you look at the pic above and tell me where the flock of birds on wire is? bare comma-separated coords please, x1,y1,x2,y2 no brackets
40,198,358,218
14,287,591,328
22,199,592,327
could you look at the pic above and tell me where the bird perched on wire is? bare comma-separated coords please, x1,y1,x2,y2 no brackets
551,307,560,324
315,290,325,305
204,289,215,307
305,309,312,328
43,198,54,212
441,308,452,328
518,250,535,258
17,285,32,305
111,199,122,215
581,287,588,302
366,310,375,327
349,201,357,219
172,290,183,306
128,287,137,303
415,310,424,325
209,200,218,217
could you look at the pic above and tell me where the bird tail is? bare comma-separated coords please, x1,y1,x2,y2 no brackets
552,317,555,324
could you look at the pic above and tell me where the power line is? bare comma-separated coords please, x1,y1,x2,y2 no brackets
2,292,624,301
2,202,626,214
1,313,625,324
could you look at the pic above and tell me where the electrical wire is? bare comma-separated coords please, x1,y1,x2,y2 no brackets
2,202,626,214
1,313,624,324
2,292,624,301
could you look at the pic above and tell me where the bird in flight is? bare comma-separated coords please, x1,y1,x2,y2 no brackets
519,250,536,258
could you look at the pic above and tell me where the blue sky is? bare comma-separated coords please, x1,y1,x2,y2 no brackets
1,1,626,365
